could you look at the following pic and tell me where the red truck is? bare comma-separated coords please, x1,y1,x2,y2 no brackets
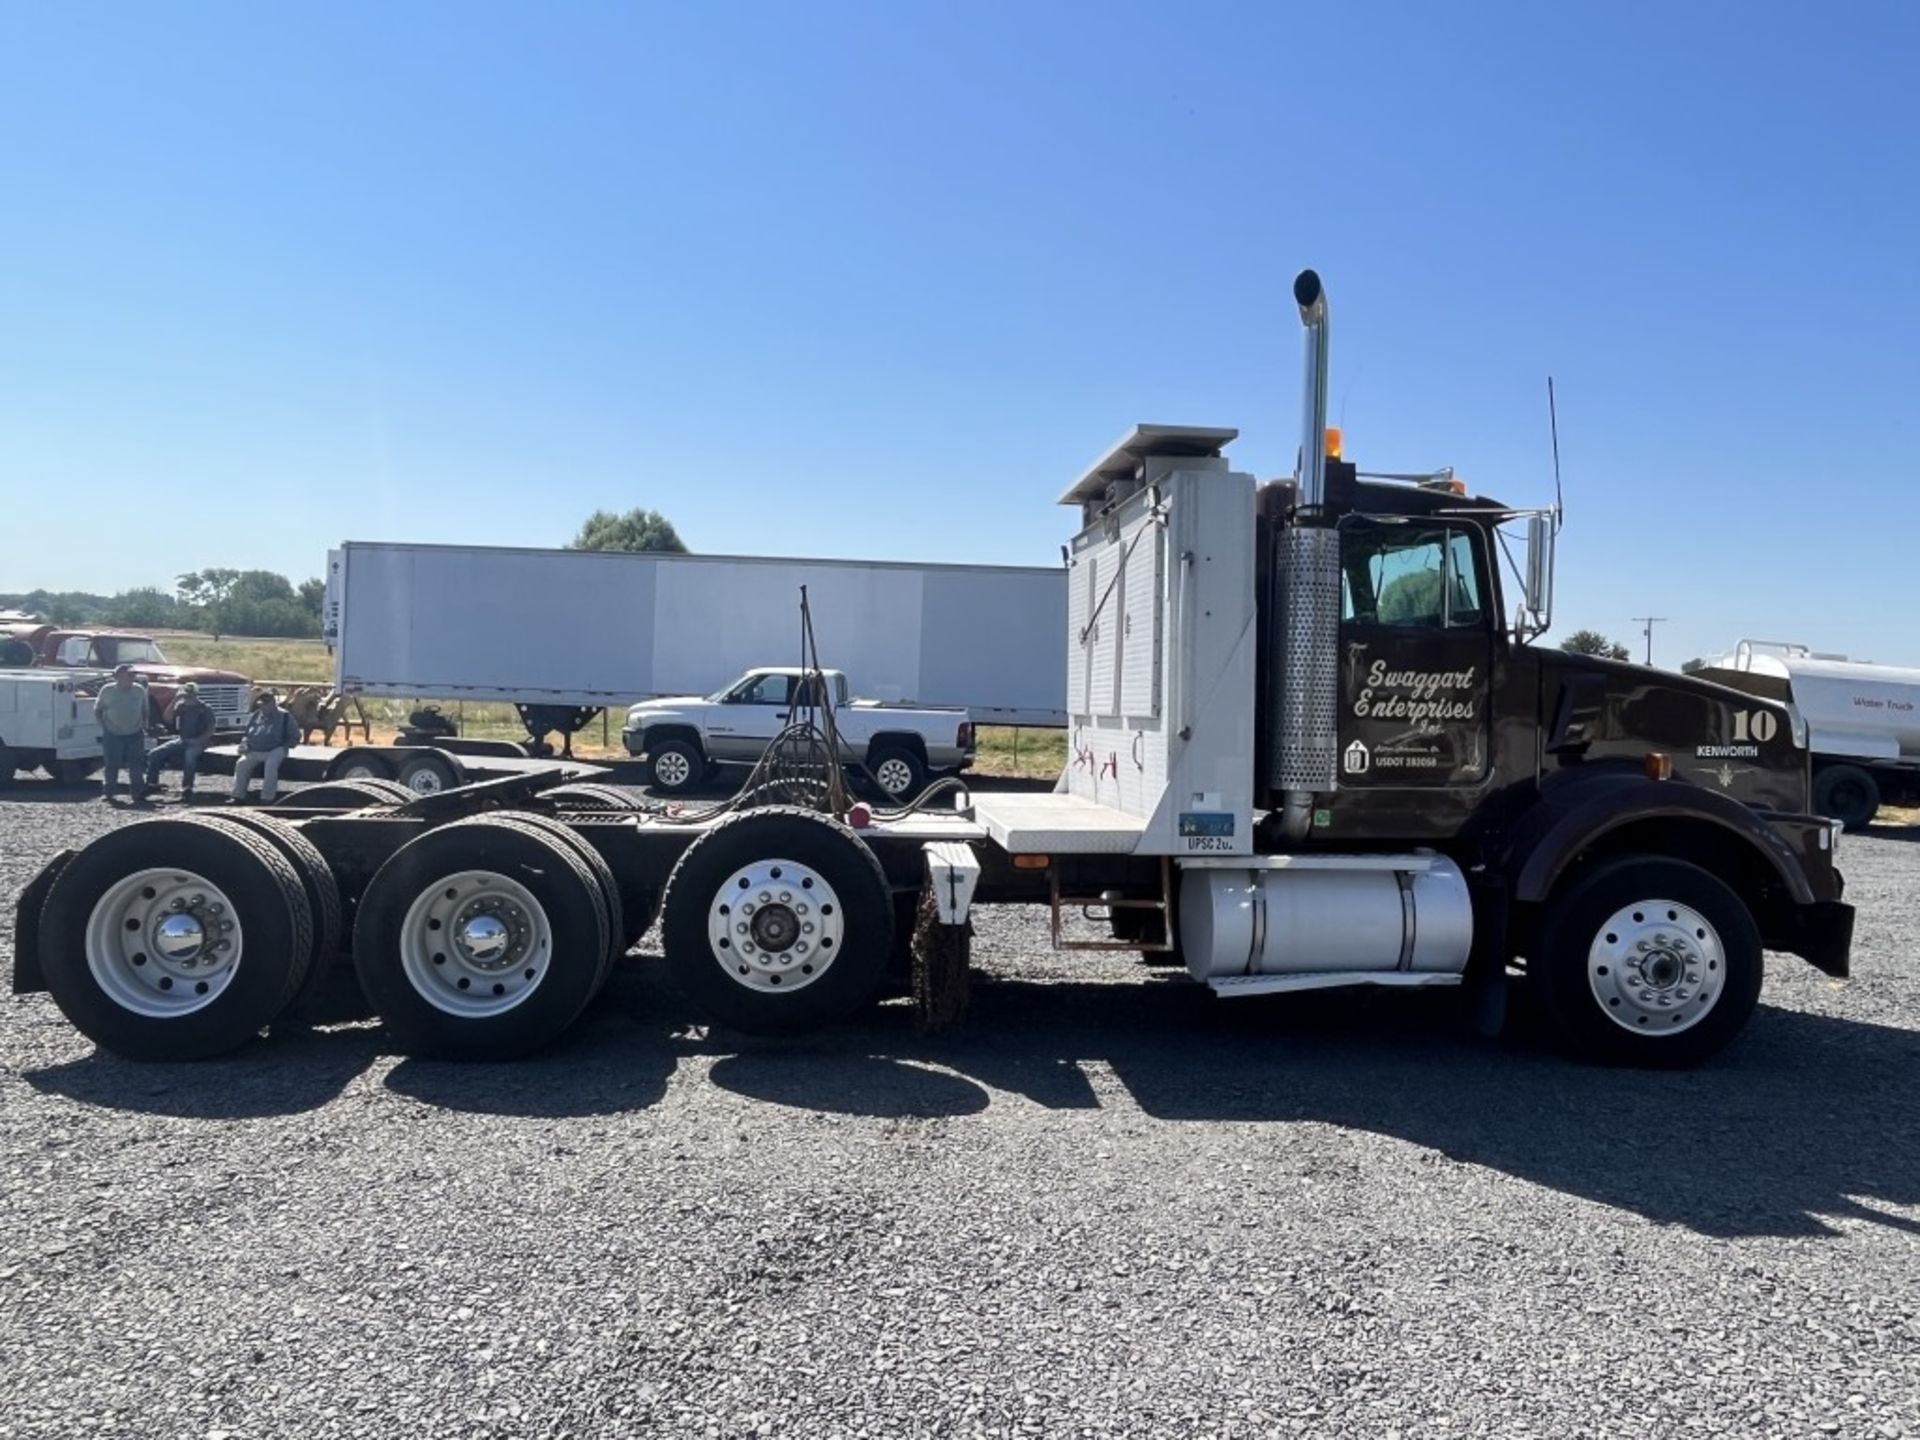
0,625,252,733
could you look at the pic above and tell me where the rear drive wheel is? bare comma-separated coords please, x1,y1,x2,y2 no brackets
329,752,395,782
1531,856,1761,1067
187,811,344,1023
353,816,608,1059
661,806,892,1035
646,738,704,795
1813,764,1880,831
38,819,313,1060
481,811,625,981
867,746,925,803
396,752,460,795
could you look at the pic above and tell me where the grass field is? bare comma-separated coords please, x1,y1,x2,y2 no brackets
148,631,1065,775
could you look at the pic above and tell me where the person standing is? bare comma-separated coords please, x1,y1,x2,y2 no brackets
143,681,217,799
93,664,150,802
230,690,299,804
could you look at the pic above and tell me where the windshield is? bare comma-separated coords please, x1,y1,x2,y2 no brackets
106,638,167,664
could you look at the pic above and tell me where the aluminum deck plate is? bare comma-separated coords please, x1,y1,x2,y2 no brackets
970,791,1146,854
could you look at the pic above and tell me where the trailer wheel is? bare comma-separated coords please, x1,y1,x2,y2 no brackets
38,819,313,1060
186,811,344,1022
867,747,925,802
353,816,608,1059
1530,855,1761,1067
646,738,704,794
661,806,892,1035
329,752,395,782
396,752,460,795
1812,764,1880,831
289,779,415,811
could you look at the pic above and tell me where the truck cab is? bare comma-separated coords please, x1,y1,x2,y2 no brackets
4,625,253,733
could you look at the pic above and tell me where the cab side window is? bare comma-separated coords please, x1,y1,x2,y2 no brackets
1340,519,1485,629
734,674,794,706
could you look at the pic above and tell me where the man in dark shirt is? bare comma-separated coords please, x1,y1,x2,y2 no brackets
143,682,218,799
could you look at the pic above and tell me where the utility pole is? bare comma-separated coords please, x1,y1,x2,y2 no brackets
1633,616,1667,666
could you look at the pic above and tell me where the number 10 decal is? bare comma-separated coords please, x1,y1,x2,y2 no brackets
1731,709,1779,743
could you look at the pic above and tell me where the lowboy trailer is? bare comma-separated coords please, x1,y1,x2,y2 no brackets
11,271,1853,1066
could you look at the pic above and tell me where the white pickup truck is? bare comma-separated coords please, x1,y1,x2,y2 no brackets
622,667,976,798
0,669,105,786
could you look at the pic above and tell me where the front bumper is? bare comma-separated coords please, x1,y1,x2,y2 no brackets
1788,898,1855,980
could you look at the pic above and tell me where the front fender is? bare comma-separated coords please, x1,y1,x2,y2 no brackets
1500,772,1815,907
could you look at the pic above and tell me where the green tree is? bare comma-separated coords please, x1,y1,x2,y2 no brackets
1561,629,1631,661
104,587,179,629
298,577,326,617
567,508,688,554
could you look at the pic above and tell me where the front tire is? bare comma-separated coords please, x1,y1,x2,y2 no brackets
646,737,705,795
1530,856,1761,1067
661,806,892,1035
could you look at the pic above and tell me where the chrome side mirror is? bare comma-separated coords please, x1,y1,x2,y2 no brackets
1522,513,1555,633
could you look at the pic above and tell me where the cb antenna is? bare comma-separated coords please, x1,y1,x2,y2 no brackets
1547,375,1564,532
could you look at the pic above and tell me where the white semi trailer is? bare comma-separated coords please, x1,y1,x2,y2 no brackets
1691,640,1920,828
324,542,1068,730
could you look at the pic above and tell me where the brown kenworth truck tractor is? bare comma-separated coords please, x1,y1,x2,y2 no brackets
11,269,1851,1068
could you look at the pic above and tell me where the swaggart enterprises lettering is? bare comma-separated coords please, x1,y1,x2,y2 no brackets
1353,661,1479,723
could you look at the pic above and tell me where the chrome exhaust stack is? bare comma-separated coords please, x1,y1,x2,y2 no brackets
1274,268,1343,841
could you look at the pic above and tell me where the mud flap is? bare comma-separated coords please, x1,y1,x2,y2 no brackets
12,849,75,995
910,887,972,1033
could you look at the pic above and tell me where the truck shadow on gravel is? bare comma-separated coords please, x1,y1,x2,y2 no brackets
23,960,1920,1238
700,970,1920,1241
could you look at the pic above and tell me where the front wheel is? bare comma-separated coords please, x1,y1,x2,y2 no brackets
645,737,705,795
1530,856,1762,1067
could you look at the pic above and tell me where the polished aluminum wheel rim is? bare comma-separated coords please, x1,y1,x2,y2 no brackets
399,870,553,1017
85,868,241,1018
1588,898,1724,1034
707,858,842,993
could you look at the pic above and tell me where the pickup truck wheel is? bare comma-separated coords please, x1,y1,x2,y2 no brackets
867,746,925,802
1531,856,1761,1067
661,806,892,1035
330,753,395,781
353,816,607,1059
56,758,101,786
396,752,460,795
1813,764,1880,831
646,738,703,794
185,812,345,1023
38,819,313,1060
0,746,16,787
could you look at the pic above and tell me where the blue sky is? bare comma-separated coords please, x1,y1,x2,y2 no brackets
2,1,1915,667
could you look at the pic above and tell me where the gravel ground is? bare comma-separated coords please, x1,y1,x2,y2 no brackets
3,784,1920,1438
